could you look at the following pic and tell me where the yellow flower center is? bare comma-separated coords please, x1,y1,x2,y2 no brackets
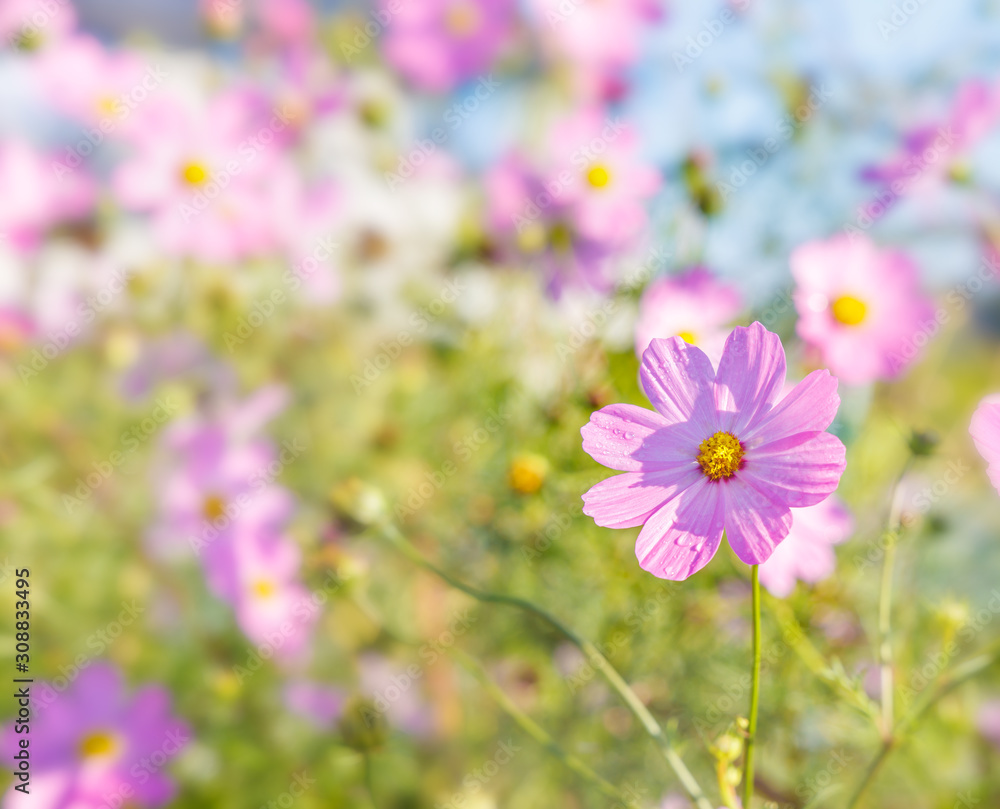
549,222,573,254
516,222,547,254
677,330,697,345
78,731,118,759
181,162,209,186
252,579,276,598
96,96,117,117
203,495,226,522
696,432,745,481
831,295,867,326
586,165,611,189
445,2,481,36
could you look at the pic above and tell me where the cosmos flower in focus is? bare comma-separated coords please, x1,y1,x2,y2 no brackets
1,664,189,809
582,322,846,580
970,394,1000,495
380,0,518,92
635,267,743,366
758,496,853,597
791,235,935,385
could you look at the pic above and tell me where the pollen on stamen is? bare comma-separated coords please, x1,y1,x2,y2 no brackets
696,431,745,480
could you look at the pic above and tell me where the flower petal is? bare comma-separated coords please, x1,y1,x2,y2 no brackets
639,337,718,437
634,476,725,580
581,403,697,471
744,370,840,445
721,476,792,564
742,432,847,507
971,396,1000,493
714,322,786,435
583,465,701,528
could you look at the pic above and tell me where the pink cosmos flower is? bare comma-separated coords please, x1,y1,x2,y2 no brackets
970,394,1000,495
484,151,617,295
380,0,518,92
635,268,743,366
581,322,846,580
861,79,1000,205
2,664,189,809
791,235,935,385
977,699,1000,749
112,89,289,262
546,107,661,248
0,139,97,253
207,530,317,660
284,680,345,728
758,496,853,597
0,0,77,50
32,34,151,128
148,385,294,559
529,0,662,101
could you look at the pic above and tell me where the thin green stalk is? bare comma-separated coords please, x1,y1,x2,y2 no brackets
742,565,762,809
377,521,715,809
450,647,624,802
876,456,915,739
876,538,896,738
363,752,379,809
845,644,1000,809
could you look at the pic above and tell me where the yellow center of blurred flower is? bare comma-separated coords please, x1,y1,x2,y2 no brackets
587,165,611,189
678,330,697,345
252,579,276,598
445,2,481,36
78,731,118,759
549,222,573,254
181,162,209,186
508,454,549,495
516,222,547,254
96,96,118,117
203,495,226,522
696,431,745,480
831,295,867,326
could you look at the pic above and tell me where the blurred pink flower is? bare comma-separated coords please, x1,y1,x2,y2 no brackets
862,79,1000,200
359,653,434,736
758,496,853,597
149,386,294,559
32,34,153,129
529,0,662,101
582,322,846,580
484,151,616,295
970,394,1000,494
112,90,291,262
977,699,1000,749
209,530,317,660
0,0,77,50
0,306,36,353
546,107,661,248
381,0,518,92
284,680,345,727
0,139,97,253
1,664,189,809
791,235,935,385
200,0,245,39
254,0,316,49
635,268,743,366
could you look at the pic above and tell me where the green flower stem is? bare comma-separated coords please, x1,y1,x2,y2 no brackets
876,457,916,738
376,521,716,809
449,647,624,802
742,565,762,809
845,642,1000,809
